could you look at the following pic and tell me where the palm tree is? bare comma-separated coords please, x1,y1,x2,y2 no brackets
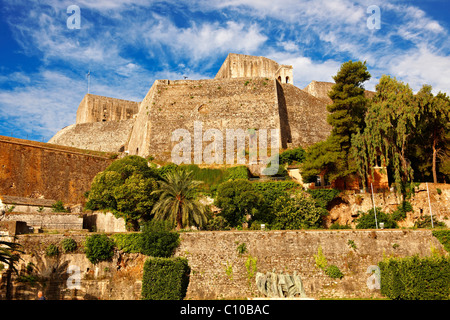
0,235,23,300
152,168,208,230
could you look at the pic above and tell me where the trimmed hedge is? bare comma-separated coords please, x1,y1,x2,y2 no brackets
378,255,450,300
84,234,115,264
141,257,190,300
112,233,142,253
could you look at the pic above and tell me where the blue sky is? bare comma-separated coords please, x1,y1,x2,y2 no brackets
1,0,449,142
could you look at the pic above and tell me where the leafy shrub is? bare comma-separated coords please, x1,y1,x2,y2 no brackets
437,188,442,195
379,255,450,300
355,207,398,229
112,233,143,253
51,200,68,213
61,238,77,253
325,265,344,279
45,244,59,257
279,147,306,165
225,166,250,180
140,220,180,257
391,201,413,221
205,215,230,231
84,234,115,264
414,215,446,228
329,223,351,229
432,230,450,252
141,257,190,300
272,192,325,230
307,189,340,210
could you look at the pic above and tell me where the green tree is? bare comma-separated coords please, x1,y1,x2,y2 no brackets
413,86,450,183
0,235,23,300
272,192,325,230
215,179,263,228
301,60,371,185
151,168,208,230
352,75,418,197
85,156,159,230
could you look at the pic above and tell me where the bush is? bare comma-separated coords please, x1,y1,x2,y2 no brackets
51,200,68,213
391,201,413,221
325,265,344,279
61,238,77,253
355,207,398,229
414,215,446,228
84,234,115,264
379,255,450,300
45,244,59,257
307,189,340,210
141,257,190,300
432,230,450,252
112,233,143,253
140,220,180,257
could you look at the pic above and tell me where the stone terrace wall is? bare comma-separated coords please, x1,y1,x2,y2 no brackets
175,229,446,300
1,229,446,300
0,136,113,205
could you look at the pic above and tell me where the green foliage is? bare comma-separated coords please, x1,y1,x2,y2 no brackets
379,255,450,300
152,168,208,230
307,188,340,210
245,254,258,281
352,75,418,196
325,265,344,279
61,238,77,253
140,220,180,257
112,233,143,254
84,234,115,264
215,179,263,228
225,166,251,180
314,246,328,271
252,181,298,193
414,215,446,229
205,215,230,231
329,223,351,229
355,207,398,229
51,200,68,213
45,244,59,257
272,192,325,230
391,201,413,221
85,156,159,230
279,147,306,165
141,257,190,300
236,242,247,255
432,230,450,252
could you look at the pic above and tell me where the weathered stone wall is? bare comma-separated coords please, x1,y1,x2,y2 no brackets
48,120,135,153
76,94,140,124
2,212,83,230
278,82,332,148
175,229,446,300
215,53,293,84
1,229,447,300
128,78,281,163
0,136,113,205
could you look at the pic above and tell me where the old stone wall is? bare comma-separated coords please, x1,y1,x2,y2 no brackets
76,94,140,124
128,78,281,163
48,120,135,153
2,212,83,230
0,136,113,205
1,229,446,300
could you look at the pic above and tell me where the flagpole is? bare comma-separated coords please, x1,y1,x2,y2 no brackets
426,182,434,228
87,70,91,94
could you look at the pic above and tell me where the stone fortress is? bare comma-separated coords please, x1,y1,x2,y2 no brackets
49,53,337,164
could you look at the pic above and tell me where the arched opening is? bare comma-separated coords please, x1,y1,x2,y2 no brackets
286,76,290,84
278,76,282,82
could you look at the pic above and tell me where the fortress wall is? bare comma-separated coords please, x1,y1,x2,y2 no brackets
280,83,332,148
6,229,446,300
76,94,140,124
48,119,135,153
130,78,281,163
215,53,281,80
0,136,112,205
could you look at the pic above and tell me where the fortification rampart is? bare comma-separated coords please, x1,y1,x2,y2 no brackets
0,136,113,204
76,94,140,124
